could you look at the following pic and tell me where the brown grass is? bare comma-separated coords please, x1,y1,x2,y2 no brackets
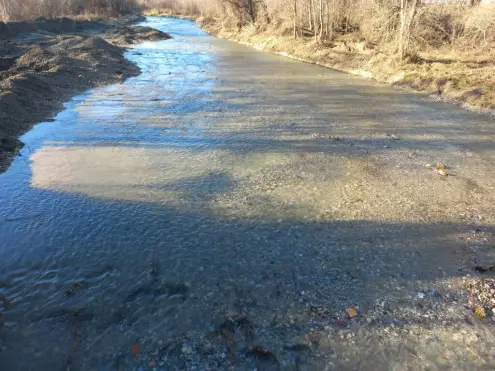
0,0,139,22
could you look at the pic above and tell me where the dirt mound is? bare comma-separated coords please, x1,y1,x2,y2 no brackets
52,35,121,57
79,36,122,52
13,46,55,70
109,25,172,45
0,17,106,39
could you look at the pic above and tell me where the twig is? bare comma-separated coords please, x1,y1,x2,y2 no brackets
4,213,42,222
65,309,83,371
151,248,158,282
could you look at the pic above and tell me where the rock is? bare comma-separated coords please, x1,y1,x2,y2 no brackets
428,288,439,297
181,344,193,354
436,169,448,176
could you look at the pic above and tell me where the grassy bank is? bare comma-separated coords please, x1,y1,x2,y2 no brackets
198,16,494,114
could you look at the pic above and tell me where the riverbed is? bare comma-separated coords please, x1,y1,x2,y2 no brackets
1,16,495,371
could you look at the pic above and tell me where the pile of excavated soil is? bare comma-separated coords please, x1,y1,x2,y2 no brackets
0,17,106,39
0,17,171,173
108,25,172,45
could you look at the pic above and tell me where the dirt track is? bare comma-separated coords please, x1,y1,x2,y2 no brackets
0,15,171,173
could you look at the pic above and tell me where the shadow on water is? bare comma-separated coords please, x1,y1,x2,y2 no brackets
0,178,490,370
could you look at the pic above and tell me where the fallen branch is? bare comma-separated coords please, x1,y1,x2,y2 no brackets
65,309,84,371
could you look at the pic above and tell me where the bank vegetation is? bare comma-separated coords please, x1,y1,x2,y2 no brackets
1,1,494,109
143,0,495,110
0,0,139,21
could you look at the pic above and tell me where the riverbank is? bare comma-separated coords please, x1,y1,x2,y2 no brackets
0,15,171,173
197,16,494,116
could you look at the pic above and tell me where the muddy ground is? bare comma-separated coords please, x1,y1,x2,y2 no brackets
0,15,171,173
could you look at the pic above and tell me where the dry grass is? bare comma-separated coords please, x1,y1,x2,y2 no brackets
0,0,139,22
139,0,218,17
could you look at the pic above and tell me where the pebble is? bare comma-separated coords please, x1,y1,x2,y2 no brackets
181,344,193,354
204,342,212,352
428,289,438,297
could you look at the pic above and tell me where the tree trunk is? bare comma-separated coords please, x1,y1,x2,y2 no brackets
312,0,317,42
318,0,324,40
325,0,330,40
308,0,313,31
293,0,297,39
397,0,419,59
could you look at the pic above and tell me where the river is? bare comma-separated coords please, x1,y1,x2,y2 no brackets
1,16,495,371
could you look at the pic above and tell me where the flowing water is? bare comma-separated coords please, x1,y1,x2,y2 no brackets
1,16,495,371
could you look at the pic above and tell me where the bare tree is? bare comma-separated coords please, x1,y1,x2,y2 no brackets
222,0,266,23
397,0,419,58
293,0,297,38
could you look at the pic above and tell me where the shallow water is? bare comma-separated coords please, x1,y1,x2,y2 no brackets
1,16,495,371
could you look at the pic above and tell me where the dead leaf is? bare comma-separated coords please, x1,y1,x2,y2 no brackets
346,306,358,318
131,342,141,356
474,305,486,318
435,163,445,169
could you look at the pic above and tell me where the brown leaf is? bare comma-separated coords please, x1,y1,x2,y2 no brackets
131,342,141,356
474,305,486,318
346,306,358,318
435,163,445,169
